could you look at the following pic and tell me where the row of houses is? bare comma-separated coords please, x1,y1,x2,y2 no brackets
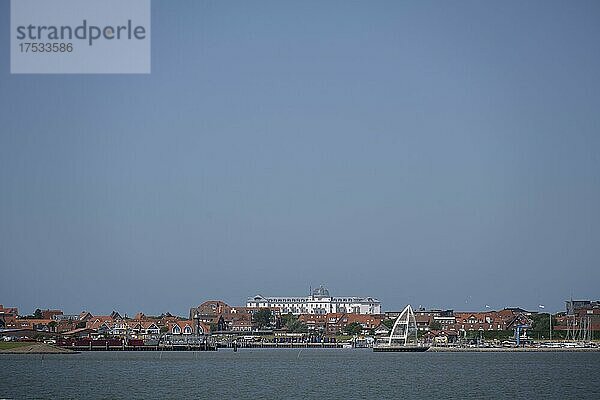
294,308,537,337
0,305,69,332
3,302,387,337
408,307,535,333
3,299,599,339
82,312,209,338
0,306,208,339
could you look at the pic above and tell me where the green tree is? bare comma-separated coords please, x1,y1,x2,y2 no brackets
481,330,513,340
531,313,557,339
286,319,308,333
429,320,442,331
280,313,296,327
382,319,395,329
33,309,43,319
343,322,363,335
253,309,272,328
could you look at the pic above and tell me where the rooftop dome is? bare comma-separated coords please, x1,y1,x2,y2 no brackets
312,285,330,297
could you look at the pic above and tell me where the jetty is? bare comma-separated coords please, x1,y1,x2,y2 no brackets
0,343,78,354
428,346,600,352
229,342,344,349
56,337,217,352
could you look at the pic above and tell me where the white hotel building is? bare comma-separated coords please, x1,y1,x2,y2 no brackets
246,285,381,315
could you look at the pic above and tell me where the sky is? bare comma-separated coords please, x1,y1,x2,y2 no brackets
1,0,599,316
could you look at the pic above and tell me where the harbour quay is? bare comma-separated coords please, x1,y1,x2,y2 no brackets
56,337,217,352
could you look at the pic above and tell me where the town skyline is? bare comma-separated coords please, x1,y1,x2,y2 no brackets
3,298,597,345
2,284,589,317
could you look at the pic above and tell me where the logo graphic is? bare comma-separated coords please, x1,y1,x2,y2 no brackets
11,0,151,74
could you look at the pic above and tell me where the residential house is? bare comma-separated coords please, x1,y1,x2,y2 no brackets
41,309,63,320
373,323,391,336
169,320,209,335
5,318,55,332
0,305,18,329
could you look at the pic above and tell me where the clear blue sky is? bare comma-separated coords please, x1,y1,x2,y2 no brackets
1,0,599,316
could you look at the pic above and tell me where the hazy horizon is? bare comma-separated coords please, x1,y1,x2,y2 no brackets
1,1,599,317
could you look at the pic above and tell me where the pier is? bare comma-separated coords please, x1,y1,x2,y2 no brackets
57,337,218,352
229,342,345,349
64,344,218,352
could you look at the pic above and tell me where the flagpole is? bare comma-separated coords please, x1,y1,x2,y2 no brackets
549,310,552,341
539,304,550,341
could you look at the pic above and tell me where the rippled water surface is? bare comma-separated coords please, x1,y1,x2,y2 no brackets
1,349,599,399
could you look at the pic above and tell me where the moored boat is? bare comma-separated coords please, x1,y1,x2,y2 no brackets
373,344,429,352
